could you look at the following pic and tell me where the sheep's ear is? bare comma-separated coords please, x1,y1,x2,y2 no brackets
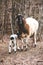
15,15,18,22
15,15,17,19
20,14,24,18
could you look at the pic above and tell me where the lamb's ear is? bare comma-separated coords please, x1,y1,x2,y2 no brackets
15,34,18,38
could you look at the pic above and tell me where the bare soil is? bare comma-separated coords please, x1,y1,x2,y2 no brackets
0,35,43,65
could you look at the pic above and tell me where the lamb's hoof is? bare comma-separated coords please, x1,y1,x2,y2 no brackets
9,52,11,54
33,44,36,47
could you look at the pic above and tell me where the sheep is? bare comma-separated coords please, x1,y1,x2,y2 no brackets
16,14,39,49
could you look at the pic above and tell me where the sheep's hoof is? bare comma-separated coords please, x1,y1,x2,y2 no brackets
17,49,20,51
18,49,23,52
17,49,19,51
14,51,16,53
24,48,28,51
21,49,23,51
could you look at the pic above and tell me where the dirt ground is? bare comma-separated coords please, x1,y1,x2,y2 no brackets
0,35,43,65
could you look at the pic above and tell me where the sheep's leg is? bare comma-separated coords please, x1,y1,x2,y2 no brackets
25,38,28,49
34,31,37,47
23,38,28,50
9,40,12,53
22,38,24,43
21,39,24,50
17,47,20,50
17,40,20,50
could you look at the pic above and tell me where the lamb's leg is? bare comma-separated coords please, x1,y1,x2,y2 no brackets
13,39,17,52
9,40,12,54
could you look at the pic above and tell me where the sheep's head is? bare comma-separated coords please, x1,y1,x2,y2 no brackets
16,14,24,25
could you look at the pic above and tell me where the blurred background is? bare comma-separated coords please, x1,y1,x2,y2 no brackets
0,0,43,41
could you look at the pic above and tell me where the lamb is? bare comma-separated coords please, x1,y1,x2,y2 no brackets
9,34,17,53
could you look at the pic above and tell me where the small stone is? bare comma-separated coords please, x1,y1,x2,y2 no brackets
0,59,4,63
